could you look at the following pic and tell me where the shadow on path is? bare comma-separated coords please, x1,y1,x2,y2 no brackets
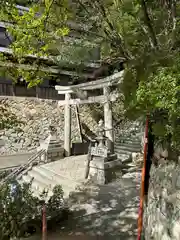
52,177,140,239
23,174,141,240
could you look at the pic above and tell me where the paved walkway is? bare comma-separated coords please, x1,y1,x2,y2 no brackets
23,170,141,239
0,152,34,169
66,172,141,239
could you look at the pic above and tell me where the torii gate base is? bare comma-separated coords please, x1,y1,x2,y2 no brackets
63,89,114,157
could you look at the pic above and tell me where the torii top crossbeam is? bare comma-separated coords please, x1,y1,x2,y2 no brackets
55,71,124,94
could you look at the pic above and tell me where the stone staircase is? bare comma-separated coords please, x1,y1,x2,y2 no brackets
17,155,87,200
115,136,142,161
114,121,144,174
17,137,142,201
19,164,80,199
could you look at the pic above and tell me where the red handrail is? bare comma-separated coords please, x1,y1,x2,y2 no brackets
137,116,149,240
42,204,47,240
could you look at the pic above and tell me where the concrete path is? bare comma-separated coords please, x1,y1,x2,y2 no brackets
22,170,141,240
0,152,34,169
65,173,141,239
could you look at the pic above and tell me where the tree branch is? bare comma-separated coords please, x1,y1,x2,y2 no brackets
140,0,158,48
75,0,131,60
171,0,177,37
94,0,131,60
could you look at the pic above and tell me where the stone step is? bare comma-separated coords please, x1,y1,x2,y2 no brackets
37,165,79,188
28,168,57,189
114,145,141,153
106,153,118,161
19,178,53,199
122,166,141,174
21,166,78,198
115,149,132,156
22,174,51,194
126,162,138,167
115,140,141,146
116,136,141,143
115,142,141,148
117,157,131,165
122,162,142,169
33,166,79,197
105,159,122,169
115,145,141,152
122,171,141,180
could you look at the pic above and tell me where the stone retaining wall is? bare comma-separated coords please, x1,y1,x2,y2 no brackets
144,160,180,240
0,97,97,155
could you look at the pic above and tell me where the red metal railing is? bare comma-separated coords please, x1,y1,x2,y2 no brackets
137,116,149,240
42,204,47,240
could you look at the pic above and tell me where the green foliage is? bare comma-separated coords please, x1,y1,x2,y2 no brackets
0,179,65,239
1,0,180,148
121,51,180,147
0,180,40,239
100,0,180,149
0,0,71,87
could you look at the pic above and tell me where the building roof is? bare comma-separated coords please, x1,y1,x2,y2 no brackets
0,18,101,80
0,5,123,82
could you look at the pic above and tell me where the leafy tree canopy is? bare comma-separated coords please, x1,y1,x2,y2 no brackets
0,0,180,148
73,0,180,149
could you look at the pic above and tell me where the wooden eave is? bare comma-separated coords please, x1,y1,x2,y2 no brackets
0,46,101,79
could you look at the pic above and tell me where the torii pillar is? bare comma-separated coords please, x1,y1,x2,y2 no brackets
103,86,114,153
64,93,71,157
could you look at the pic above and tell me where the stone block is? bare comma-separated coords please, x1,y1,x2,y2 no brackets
38,132,64,163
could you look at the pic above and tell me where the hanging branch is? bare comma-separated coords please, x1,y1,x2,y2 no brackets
171,0,177,39
76,0,131,60
140,0,158,48
94,0,131,60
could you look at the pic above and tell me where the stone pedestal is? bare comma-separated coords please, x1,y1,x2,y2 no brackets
37,126,64,163
88,154,122,184
46,135,64,162
88,156,106,185
86,120,120,184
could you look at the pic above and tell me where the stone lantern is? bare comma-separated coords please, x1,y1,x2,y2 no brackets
96,119,108,150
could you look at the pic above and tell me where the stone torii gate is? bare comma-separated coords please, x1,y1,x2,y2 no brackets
55,71,124,157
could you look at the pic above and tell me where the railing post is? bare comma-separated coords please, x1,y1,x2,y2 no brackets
42,204,47,240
